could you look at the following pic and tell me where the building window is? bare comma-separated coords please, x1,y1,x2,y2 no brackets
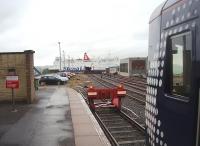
120,63,128,73
169,32,192,97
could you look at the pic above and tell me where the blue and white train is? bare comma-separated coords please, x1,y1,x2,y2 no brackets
146,0,200,146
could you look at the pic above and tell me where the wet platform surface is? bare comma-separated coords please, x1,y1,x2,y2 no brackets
0,86,75,146
0,86,110,146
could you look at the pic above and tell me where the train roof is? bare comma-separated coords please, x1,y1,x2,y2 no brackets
149,0,182,23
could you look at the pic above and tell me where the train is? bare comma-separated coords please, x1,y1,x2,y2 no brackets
146,0,200,146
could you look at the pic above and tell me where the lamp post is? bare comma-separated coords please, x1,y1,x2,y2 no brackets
63,50,66,69
68,55,70,68
58,42,61,71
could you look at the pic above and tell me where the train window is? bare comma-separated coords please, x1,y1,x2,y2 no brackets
170,32,192,97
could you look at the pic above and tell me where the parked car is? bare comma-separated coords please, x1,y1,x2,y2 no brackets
66,72,75,78
58,72,71,79
54,74,68,83
39,75,63,85
70,72,76,76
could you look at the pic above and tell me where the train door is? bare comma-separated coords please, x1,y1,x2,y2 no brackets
195,16,200,146
163,29,199,146
169,30,200,146
196,82,200,146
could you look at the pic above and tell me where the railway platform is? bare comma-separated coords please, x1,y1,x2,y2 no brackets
67,88,110,146
0,86,110,146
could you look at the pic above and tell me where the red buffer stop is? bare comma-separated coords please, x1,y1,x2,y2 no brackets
87,85,126,110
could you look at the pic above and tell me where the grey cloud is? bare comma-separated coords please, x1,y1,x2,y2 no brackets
64,36,121,47
132,30,148,41
113,47,148,59
0,0,29,33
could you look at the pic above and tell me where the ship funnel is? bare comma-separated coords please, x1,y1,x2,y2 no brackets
83,52,90,61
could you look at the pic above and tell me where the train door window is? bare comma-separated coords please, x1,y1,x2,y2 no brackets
169,32,192,97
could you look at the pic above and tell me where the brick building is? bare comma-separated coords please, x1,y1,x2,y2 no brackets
0,50,36,103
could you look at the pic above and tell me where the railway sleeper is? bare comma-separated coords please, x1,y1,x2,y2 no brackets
96,109,118,112
126,90,145,98
116,138,145,145
97,112,118,116
96,111,119,115
97,114,120,118
100,116,122,121
111,129,137,134
126,94,145,103
103,121,129,127
101,119,124,123
104,122,131,128
111,131,140,137
118,139,145,146
116,136,145,142
101,117,125,122
98,114,120,117
108,126,132,131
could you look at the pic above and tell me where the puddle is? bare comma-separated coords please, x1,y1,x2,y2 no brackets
56,119,67,123
58,136,75,146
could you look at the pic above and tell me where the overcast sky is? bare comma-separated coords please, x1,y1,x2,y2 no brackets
0,0,164,66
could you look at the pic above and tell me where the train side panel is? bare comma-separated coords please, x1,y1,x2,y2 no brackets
146,9,162,146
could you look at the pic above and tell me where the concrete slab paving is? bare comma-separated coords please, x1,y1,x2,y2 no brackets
72,115,92,124
70,109,87,116
75,136,106,146
73,123,99,136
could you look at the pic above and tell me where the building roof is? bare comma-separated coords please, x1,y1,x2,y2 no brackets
120,57,147,60
0,50,35,55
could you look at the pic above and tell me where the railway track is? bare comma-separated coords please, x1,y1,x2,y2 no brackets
90,74,146,103
88,74,146,125
74,74,146,145
94,107,145,146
